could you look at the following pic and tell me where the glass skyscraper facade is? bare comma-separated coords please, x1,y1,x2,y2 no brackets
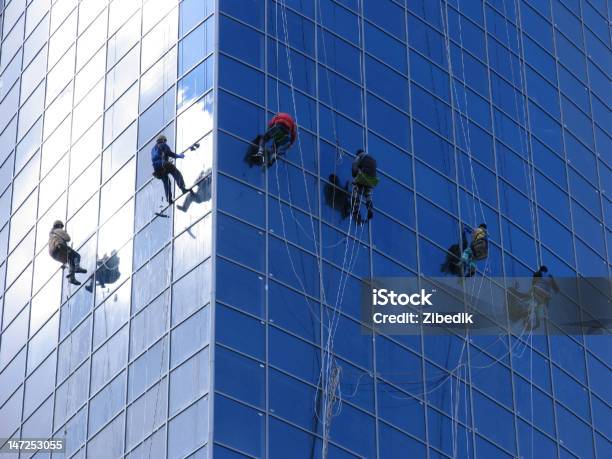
0,0,610,458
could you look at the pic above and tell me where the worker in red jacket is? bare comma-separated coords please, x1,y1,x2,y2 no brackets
252,112,297,166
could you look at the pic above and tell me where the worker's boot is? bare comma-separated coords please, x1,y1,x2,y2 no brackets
67,272,81,286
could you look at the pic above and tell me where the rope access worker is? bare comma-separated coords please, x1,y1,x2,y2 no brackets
458,223,488,277
351,149,378,222
48,220,87,285
151,134,191,204
252,112,297,167
528,265,559,328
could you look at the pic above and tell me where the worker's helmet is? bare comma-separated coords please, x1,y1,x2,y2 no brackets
479,223,487,229
157,134,167,143
539,265,548,273
53,220,64,229
356,149,365,155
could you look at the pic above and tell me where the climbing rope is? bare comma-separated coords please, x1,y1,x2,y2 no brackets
273,2,372,455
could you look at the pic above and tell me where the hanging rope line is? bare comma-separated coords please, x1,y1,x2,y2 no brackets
273,2,373,456
501,0,539,249
270,7,355,454
502,2,539,458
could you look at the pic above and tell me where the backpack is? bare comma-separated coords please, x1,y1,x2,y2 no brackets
471,238,488,260
358,154,377,177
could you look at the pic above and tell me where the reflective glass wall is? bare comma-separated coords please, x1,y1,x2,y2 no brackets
0,0,214,457
1,0,611,458
215,0,610,458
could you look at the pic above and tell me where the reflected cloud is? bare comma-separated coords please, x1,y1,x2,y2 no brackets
176,92,213,154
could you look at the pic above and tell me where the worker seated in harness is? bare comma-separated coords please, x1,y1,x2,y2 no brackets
251,112,297,167
48,220,87,285
457,223,488,277
351,149,378,222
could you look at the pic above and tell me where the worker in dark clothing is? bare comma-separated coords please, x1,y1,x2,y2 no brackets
457,223,488,277
252,112,297,167
48,220,87,285
351,149,378,222
528,265,560,329
151,134,190,204
324,174,351,219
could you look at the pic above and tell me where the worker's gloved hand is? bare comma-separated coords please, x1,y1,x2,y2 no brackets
177,153,185,159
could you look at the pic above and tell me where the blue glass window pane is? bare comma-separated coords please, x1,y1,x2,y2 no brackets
215,395,264,457
179,18,214,75
367,57,409,115
219,55,263,106
217,258,265,318
331,402,376,458
408,14,445,67
269,40,316,97
379,422,427,458
367,94,410,150
217,173,265,228
448,7,486,60
269,326,319,384
216,304,265,360
218,213,265,271
410,50,450,103
268,368,317,431
364,0,404,40
269,6,314,57
218,90,266,141
411,84,452,140
318,65,362,122
180,0,213,37
268,280,320,344
556,404,595,457
562,98,594,149
268,198,318,254
268,236,319,299
555,32,586,82
473,391,517,454
514,376,556,436
319,0,359,45
322,312,372,370
538,210,574,264
415,161,457,214
269,417,316,459
216,346,264,408
319,29,361,82
168,397,209,459
372,214,417,269
365,22,406,74
377,378,425,442
220,0,264,30
221,16,264,68
178,57,214,112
